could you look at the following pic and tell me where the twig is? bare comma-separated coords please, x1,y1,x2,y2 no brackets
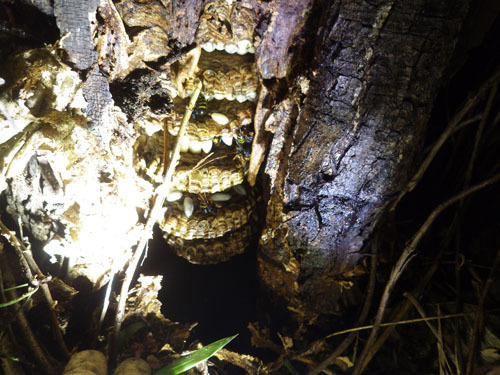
0,248,54,373
109,80,203,366
453,114,482,133
463,82,498,189
465,247,500,375
0,216,69,359
421,114,482,156
403,293,454,374
361,244,445,372
322,311,493,338
191,152,229,170
96,264,118,342
452,219,465,375
436,305,448,375
304,308,500,374
353,172,500,375
306,244,378,375
450,81,498,374
391,67,500,211
15,305,54,373
0,247,18,349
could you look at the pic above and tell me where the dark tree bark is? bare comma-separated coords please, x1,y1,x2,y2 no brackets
256,0,471,319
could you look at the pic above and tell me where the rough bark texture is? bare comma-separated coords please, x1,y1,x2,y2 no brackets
53,0,99,71
256,0,314,79
257,0,471,318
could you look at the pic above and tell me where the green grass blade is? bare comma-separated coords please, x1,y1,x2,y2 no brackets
3,283,29,292
155,334,238,375
0,287,37,308
117,321,146,352
1,353,20,362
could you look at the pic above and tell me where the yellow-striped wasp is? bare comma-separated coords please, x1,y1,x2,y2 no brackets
192,96,208,119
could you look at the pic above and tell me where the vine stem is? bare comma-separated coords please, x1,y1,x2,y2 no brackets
109,81,203,367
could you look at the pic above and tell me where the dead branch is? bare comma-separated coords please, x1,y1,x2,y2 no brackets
0,216,69,360
353,172,500,375
465,247,500,375
463,83,498,189
391,67,500,211
403,292,454,374
0,247,54,373
109,80,203,366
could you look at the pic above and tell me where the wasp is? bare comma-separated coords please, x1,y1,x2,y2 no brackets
198,193,221,215
235,125,253,144
234,125,254,157
198,192,232,215
191,96,208,119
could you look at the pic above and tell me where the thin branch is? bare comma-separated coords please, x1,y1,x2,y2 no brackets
319,310,492,338
449,80,499,375
357,244,444,374
391,67,500,211
15,305,54,373
0,216,69,359
404,293,454,374
0,248,54,373
453,114,482,133
464,82,498,189
109,80,203,366
422,114,482,155
353,172,500,375
465,246,500,375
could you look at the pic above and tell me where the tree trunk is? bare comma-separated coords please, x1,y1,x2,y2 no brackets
256,0,471,319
